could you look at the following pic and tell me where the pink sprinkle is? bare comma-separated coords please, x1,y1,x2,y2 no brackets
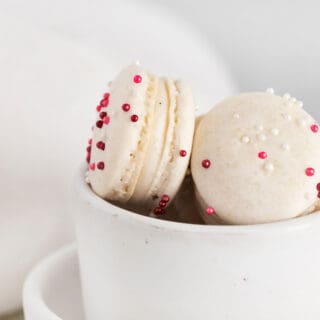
96,105,102,112
103,93,110,99
97,162,105,170
159,200,168,208
202,159,211,169
206,206,215,216
311,124,319,133
99,111,107,120
258,151,268,159
88,138,92,145
153,207,165,215
103,116,110,125
96,141,105,150
100,99,109,107
179,150,187,157
89,163,95,170
162,194,170,202
133,74,142,83
122,103,131,112
305,167,315,177
131,114,139,122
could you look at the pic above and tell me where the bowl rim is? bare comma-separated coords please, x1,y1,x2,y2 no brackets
76,165,320,235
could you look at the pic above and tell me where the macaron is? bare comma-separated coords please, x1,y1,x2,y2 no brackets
87,64,195,215
191,91,320,225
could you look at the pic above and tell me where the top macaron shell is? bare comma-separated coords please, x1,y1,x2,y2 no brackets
89,65,151,202
191,92,320,225
88,64,195,211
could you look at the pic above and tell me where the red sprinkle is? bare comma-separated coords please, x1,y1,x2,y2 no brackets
96,105,102,112
100,99,109,107
159,200,167,208
311,124,319,133
258,151,268,159
153,207,165,215
96,141,105,150
103,93,110,99
103,116,110,125
162,194,170,202
133,75,142,83
305,167,315,177
202,159,211,169
86,153,91,164
97,162,105,170
131,114,139,122
122,103,131,112
89,163,95,170
96,120,103,128
317,183,320,191
99,111,107,119
86,146,91,152
88,138,92,145
180,150,187,157
318,192,320,199
206,206,215,216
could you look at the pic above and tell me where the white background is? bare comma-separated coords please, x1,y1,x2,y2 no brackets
1,0,320,316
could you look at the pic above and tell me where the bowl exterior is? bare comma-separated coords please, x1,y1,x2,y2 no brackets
74,172,320,320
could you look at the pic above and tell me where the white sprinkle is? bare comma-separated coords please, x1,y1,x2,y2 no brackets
233,113,240,119
134,60,141,66
297,118,307,126
266,88,274,94
283,113,292,121
195,105,200,111
264,163,274,172
281,143,290,151
287,101,294,107
271,128,279,135
256,125,264,131
283,93,291,100
258,133,267,141
85,176,90,184
241,136,250,144
290,97,297,103
297,101,303,108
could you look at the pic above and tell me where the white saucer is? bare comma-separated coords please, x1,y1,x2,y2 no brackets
23,245,85,320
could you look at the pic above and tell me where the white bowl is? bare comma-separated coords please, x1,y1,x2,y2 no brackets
73,166,320,320
23,244,85,320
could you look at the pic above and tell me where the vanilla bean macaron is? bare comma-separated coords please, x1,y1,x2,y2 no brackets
191,91,320,225
86,64,195,215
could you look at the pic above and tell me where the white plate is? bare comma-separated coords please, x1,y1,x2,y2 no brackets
23,245,85,320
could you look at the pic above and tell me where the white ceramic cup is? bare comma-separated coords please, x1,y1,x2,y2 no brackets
73,166,320,320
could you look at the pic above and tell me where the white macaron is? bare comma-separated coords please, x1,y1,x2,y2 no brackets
87,64,195,215
191,91,320,225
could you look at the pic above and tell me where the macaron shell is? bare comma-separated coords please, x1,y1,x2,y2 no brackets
89,65,155,201
192,92,320,225
146,80,195,209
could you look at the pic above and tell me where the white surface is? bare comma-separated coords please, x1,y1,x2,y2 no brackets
0,1,236,314
23,245,84,320
74,166,320,320
150,0,320,120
